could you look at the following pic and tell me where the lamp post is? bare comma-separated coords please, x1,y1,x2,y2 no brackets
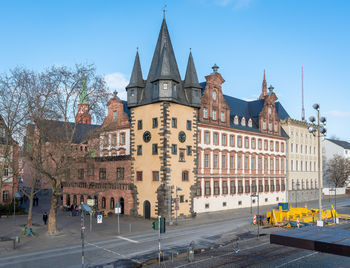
308,103,327,226
250,193,259,238
175,187,182,225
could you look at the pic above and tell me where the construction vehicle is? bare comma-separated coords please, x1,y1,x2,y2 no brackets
264,203,349,228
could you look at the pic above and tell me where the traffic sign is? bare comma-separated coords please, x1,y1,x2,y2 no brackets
115,202,121,214
97,215,102,224
253,215,256,225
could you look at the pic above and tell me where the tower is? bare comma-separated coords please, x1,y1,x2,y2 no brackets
75,74,91,124
128,17,200,220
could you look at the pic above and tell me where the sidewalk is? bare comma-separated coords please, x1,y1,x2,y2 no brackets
0,194,348,257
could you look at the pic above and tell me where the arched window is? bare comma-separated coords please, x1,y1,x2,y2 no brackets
241,117,246,126
110,197,115,210
248,118,252,127
73,195,77,205
102,197,106,209
234,115,239,125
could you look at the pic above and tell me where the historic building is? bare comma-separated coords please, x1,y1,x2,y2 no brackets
126,18,201,219
281,118,320,204
194,69,289,212
0,116,19,204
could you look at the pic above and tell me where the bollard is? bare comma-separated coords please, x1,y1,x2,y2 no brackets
129,223,131,233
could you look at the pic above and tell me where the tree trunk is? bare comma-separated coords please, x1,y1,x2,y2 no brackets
26,194,34,228
47,193,59,235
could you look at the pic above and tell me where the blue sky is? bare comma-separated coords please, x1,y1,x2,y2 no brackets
1,0,349,140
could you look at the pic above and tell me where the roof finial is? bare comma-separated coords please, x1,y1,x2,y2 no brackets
113,90,118,98
163,4,167,19
264,69,266,80
212,63,219,74
136,46,139,52
268,85,274,93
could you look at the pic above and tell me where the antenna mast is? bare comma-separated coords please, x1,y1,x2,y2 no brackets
301,66,305,121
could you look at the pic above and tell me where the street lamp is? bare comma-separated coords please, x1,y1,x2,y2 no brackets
175,187,182,225
250,193,260,238
308,103,327,226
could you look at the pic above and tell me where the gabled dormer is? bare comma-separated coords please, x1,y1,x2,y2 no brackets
199,65,230,127
102,92,130,130
259,85,281,135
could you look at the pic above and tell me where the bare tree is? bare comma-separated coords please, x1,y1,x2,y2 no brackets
0,68,30,211
25,64,109,235
326,154,350,187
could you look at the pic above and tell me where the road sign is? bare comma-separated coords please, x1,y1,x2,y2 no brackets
115,202,121,214
97,215,102,224
253,215,256,225
87,199,95,206
173,198,177,203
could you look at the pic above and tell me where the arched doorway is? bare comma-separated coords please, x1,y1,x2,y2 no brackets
119,197,124,215
144,200,151,219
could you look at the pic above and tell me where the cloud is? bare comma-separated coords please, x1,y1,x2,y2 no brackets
327,110,350,118
104,72,129,100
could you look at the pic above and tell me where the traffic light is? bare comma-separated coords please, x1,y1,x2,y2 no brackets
152,221,158,230
160,217,166,233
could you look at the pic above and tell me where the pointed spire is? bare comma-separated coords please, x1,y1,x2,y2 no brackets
126,51,145,89
79,73,89,104
259,70,268,99
184,51,201,89
147,18,181,83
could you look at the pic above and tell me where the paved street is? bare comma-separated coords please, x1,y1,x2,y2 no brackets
0,194,349,267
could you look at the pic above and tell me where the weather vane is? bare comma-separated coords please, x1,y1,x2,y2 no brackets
163,4,167,19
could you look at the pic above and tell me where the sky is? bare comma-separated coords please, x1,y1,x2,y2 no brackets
0,0,349,140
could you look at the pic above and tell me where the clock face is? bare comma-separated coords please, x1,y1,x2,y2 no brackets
143,131,151,143
178,131,186,143
212,91,217,101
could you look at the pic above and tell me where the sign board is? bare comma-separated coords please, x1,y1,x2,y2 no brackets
115,202,121,214
173,198,177,203
87,199,95,206
97,215,102,224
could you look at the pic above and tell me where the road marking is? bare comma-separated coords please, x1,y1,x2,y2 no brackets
174,242,269,267
86,242,141,264
117,235,139,243
274,252,318,268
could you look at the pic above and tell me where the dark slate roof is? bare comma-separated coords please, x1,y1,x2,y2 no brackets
327,139,350,149
199,82,290,138
38,120,101,144
126,51,145,89
122,101,131,118
183,52,201,89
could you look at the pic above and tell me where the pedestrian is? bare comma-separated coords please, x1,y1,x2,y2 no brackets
43,212,48,225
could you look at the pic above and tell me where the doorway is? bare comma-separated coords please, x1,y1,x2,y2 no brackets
144,200,151,219
119,197,125,215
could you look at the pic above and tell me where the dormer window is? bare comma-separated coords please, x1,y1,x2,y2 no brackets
262,120,266,130
241,117,246,126
248,119,252,127
220,112,225,122
163,83,168,90
234,115,239,125
274,122,278,132
203,108,208,119
113,111,117,121
268,122,272,131
131,89,135,97
268,107,272,115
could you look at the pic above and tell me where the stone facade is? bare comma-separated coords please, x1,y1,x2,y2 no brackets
281,118,320,203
